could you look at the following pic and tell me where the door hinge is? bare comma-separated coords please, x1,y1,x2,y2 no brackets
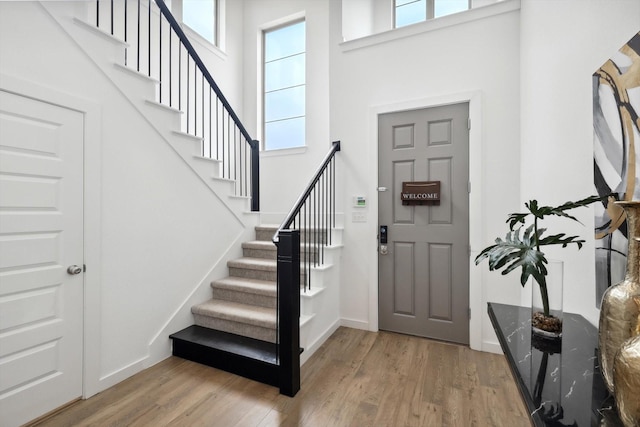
468,181,471,194
468,308,471,319
467,118,471,130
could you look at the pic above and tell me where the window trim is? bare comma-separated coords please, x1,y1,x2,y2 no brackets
393,0,471,28
261,18,307,151
342,0,519,52
182,0,219,47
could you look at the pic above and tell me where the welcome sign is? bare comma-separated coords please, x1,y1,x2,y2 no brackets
401,181,440,205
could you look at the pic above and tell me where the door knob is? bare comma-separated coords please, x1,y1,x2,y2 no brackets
379,225,389,255
67,265,83,275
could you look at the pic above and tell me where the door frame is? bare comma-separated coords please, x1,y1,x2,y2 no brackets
370,91,484,351
0,73,104,398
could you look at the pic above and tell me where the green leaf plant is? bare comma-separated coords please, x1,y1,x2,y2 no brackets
475,195,605,317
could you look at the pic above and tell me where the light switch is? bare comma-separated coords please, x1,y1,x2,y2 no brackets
352,212,366,223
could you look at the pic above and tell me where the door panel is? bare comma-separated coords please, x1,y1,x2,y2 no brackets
393,161,414,224
378,103,469,344
428,157,452,224
428,243,452,321
0,91,84,427
393,241,415,315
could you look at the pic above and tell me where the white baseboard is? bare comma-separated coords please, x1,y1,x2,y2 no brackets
340,317,371,330
300,319,341,365
89,355,149,397
482,340,503,355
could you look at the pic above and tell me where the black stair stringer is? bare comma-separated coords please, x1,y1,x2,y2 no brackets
170,325,279,388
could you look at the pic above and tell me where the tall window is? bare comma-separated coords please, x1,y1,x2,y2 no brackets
183,0,217,45
263,21,306,151
395,0,469,28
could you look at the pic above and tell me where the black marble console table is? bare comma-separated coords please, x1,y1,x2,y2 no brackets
488,303,622,427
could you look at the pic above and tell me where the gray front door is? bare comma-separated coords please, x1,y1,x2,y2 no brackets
378,103,469,344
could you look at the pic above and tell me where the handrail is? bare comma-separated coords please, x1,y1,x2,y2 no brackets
273,140,341,396
273,140,341,243
154,0,254,146
95,0,260,211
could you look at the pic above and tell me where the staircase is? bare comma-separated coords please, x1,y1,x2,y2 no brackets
170,223,342,392
43,0,342,397
192,225,280,343
169,226,285,387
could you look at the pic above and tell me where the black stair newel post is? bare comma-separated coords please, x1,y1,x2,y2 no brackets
275,229,300,397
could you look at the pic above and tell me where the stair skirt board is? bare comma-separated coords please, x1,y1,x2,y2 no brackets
170,325,279,388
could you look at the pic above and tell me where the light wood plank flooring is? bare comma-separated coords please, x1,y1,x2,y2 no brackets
32,327,530,427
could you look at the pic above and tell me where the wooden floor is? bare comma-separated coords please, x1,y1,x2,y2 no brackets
33,327,530,427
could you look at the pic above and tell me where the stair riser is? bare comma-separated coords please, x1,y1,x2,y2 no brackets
171,336,279,388
212,288,276,309
256,229,338,243
228,266,308,284
170,132,203,159
191,156,222,179
255,228,278,242
193,314,276,343
229,266,276,282
111,67,158,104
69,18,128,72
296,251,321,265
242,247,320,262
228,196,251,211
141,102,182,132
242,248,276,260
300,265,333,292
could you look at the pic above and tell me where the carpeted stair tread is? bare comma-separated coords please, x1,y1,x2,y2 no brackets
241,241,278,260
212,276,276,297
243,240,320,251
254,225,279,242
228,257,277,271
192,299,276,329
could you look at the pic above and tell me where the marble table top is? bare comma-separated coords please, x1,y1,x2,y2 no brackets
487,303,622,426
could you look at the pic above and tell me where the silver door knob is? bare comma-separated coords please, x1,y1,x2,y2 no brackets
67,265,82,275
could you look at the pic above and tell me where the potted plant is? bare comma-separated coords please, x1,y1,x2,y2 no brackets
475,195,604,339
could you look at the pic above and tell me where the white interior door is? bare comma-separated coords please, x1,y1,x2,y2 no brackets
378,103,470,344
0,90,84,426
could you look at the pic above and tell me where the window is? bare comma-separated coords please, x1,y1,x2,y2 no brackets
263,21,306,150
183,0,217,45
395,0,469,28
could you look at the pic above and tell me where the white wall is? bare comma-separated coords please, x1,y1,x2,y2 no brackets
4,0,636,405
331,1,522,351
519,0,640,326
0,1,249,397
332,0,639,351
342,0,505,42
242,0,333,215
181,0,246,114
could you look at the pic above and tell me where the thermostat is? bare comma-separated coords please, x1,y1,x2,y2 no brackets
353,196,367,208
